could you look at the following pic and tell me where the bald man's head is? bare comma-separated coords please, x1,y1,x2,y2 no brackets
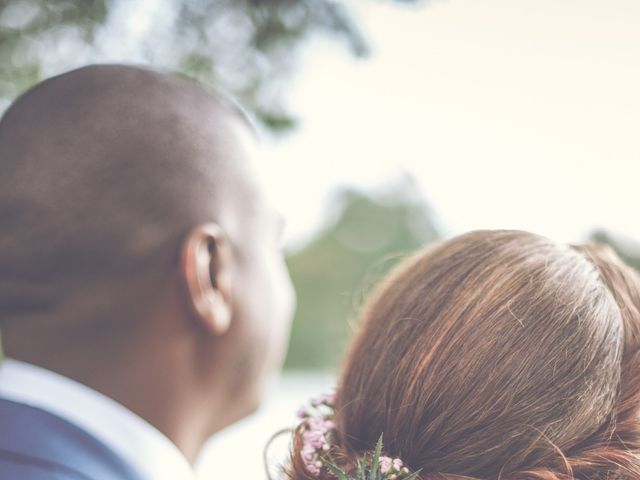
0,64,260,330
0,65,295,447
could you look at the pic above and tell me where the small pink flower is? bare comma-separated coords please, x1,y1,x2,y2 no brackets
320,391,336,406
310,391,336,407
380,456,393,474
306,461,321,476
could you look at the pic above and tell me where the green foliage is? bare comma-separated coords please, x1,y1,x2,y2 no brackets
322,434,422,480
0,0,108,103
370,434,383,479
589,229,640,271
284,179,440,369
0,0,421,131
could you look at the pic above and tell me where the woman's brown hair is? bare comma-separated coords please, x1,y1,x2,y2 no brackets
287,230,640,479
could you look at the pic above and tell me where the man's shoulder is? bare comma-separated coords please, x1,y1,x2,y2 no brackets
0,398,143,480
0,452,88,480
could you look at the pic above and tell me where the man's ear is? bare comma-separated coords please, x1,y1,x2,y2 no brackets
179,223,233,335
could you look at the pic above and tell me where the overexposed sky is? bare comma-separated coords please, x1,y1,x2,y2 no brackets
51,0,640,248
259,0,640,247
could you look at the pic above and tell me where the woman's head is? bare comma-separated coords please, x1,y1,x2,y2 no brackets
289,230,640,479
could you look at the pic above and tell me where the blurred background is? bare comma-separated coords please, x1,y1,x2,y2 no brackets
1,0,639,477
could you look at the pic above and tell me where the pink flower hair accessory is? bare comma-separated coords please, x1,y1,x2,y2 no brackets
295,391,420,480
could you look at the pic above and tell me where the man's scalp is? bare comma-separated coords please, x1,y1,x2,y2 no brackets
0,64,254,323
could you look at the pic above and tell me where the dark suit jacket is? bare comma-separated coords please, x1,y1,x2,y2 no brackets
0,398,144,479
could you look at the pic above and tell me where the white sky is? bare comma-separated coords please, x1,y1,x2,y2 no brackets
258,0,640,248
60,0,640,249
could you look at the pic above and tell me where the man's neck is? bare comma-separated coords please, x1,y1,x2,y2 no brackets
0,358,197,479
7,347,218,463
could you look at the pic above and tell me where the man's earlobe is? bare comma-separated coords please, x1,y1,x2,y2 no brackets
180,223,233,335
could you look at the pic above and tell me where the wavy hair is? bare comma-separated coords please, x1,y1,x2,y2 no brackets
286,230,640,479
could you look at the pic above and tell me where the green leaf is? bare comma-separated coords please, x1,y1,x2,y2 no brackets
370,433,384,480
404,469,423,480
356,459,365,480
319,433,421,480
322,458,350,480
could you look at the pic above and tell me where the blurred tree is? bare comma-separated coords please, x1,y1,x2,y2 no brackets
0,0,417,132
589,229,640,271
284,177,441,370
0,1,108,104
